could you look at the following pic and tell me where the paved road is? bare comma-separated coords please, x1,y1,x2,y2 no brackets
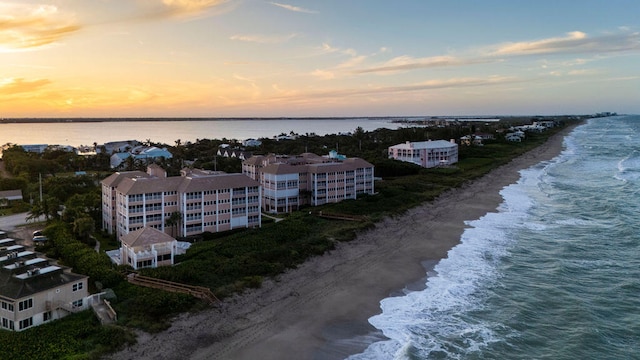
0,213,44,231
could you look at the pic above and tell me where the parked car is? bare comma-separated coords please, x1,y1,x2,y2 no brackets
33,235,48,245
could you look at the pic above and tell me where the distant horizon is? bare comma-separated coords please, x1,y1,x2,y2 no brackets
0,113,620,122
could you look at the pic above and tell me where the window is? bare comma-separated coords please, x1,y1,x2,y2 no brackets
157,254,172,262
43,311,52,322
72,282,83,292
18,298,33,312
2,318,14,330
72,299,83,308
1,301,14,312
19,317,33,330
136,260,153,269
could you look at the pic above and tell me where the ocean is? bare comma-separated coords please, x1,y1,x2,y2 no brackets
349,115,640,359
0,118,400,148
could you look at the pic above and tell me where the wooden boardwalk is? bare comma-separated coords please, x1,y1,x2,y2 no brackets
127,273,220,305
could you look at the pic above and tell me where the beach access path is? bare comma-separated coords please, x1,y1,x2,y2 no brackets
106,124,579,360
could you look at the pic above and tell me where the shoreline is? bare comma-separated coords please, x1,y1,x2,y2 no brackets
106,123,581,360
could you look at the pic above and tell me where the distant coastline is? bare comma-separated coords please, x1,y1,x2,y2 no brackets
0,113,616,124
0,117,401,124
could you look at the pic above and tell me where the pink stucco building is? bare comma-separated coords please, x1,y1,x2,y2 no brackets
242,152,375,214
101,166,261,240
388,140,459,168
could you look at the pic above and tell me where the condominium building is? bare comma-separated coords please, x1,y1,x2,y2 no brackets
242,152,375,214
388,140,459,168
0,239,89,331
101,166,261,241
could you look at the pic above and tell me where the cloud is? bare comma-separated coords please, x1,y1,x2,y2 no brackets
346,30,640,76
354,55,489,74
0,77,51,95
118,0,231,22
0,3,80,51
274,76,519,101
311,69,335,80
160,0,228,16
230,33,298,43
269,2,317,14
491,30,640,56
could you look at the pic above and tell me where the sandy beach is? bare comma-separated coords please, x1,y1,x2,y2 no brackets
106,124,578,360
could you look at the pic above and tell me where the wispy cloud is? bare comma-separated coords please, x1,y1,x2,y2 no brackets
353,55,490,74
311,69,335,80
230,33,298,43
0,3,80,51
159,0,229,18
0,77,51,96
491,30,640,56
113,0,232,23
269,2,317,14
344,30,640,76
275,76,520,101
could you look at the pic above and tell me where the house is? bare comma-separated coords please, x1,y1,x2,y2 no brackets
101,140,140,154
120,227,177,270
242,138,262,147
0,190,23,208
216,147,252,160
505,133,524,142
0,240,89,331
242,152,375,214
101,166,261,241
388,140,459,168
110,146,173,169
21,144,48,153
460,132,495,146
533,120,556,129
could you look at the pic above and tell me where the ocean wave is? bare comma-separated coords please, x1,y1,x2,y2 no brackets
615,149,640,182
349,166,545,360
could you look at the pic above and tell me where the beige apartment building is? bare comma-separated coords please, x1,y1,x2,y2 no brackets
0,239,89,331
242,152,375,214
101,166,261,241
388,140,459,168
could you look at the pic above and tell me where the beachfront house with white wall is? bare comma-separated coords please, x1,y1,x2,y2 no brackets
242,152,375,214
120,227,177,270
388,140,459,168
101,166,261,241
0,240,89,331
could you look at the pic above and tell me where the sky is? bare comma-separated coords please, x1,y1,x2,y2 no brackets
1,0,639,118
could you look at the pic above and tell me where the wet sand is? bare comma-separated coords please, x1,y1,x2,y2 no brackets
106,124,579,360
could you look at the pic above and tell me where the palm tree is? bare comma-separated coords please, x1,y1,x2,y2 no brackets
27,201,45,223
353,126,365,151
165,211,182,238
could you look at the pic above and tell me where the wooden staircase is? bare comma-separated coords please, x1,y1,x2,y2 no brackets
127,273,220,305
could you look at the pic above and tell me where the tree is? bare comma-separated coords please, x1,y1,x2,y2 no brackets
165,211,182,238
43,195,62,221
73,216,95,242
354,126,365,151
27,201,46,223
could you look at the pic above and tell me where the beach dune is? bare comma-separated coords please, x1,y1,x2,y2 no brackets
106,126,575,360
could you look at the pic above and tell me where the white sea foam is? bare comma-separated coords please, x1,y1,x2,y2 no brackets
615,150,640,182
350,116,640,360
349,165,548,359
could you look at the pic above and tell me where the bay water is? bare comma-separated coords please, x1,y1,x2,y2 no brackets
0,118,399,148
349,115,640,359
